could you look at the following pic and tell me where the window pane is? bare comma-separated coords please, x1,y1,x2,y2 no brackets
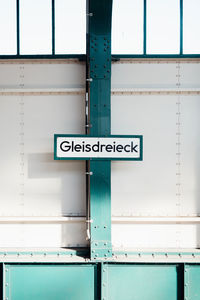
20,0,52,54
55,0,86,54
183,0,200,54
0,0,16,54
112,0,143,54
147,0,180,54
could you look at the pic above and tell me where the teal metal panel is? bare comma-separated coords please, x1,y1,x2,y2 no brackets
185,264,200,300
4,264,96,300
87,0,113,259
104,264,180,300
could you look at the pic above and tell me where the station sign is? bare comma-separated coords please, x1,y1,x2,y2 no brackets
54,135,143,161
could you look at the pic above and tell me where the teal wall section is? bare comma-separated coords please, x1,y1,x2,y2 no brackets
103,264,180,300
185,265,200,300
4,264,96,300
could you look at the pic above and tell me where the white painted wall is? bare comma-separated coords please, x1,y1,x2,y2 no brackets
111,60,200,249
0,60,87,247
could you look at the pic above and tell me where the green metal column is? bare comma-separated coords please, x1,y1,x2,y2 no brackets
86,0,113,259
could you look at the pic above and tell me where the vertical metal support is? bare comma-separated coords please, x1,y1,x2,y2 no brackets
101,263,108,300
52,0,55,55
180,0,183,55
143,0,147,55
4,264,9,300
184,264,188,300
86,0,113,259
16,0,20,55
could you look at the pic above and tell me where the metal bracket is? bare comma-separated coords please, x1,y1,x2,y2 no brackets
86,172,93,176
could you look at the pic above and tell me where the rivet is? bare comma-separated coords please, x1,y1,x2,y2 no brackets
6,283,8,286
5,269,8,272
95,254,98,257
104,254,107,257
104,243,107,246
92,250,95,253
95,243,98,246
103,269,106,272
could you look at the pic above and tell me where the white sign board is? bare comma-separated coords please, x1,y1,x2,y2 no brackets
54,135,143,160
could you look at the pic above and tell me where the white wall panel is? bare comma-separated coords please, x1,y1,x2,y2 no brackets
0,61,87,247
112,224,200,249
111,62,177,89
0,61,85,88
111,61,200,249
0,223,87,247
111,95,177,216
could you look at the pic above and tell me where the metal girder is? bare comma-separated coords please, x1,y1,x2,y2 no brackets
86,0,113,260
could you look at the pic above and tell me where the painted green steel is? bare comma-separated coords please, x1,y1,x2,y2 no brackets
143,0,147,55
4,264,96,300
180,0,183,55
104,264,181,300
54,134,143,161
16,0,20,55
184,264,200,300
52,0,55,55
87,0,113,259
0,54,86,60
112,54,200,59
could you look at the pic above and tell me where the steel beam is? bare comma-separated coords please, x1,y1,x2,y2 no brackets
86,0,113,259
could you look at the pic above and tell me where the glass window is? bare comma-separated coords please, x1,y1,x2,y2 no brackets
112,0,143,54
0,0,16,54
55,0,86,54
183,0,200,54
20,0,52,54
147,0,180,54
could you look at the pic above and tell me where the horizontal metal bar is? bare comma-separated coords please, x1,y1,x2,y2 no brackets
112,248,200,263
112,216,200,224
112,54,200,59
0,88,85,96
1,87,199,96
111,88,200,96
1,216,200,224
0,54,86,61
0,59,85,65
0,216,86,224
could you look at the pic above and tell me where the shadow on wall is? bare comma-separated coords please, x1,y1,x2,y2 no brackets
27,152,86,247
